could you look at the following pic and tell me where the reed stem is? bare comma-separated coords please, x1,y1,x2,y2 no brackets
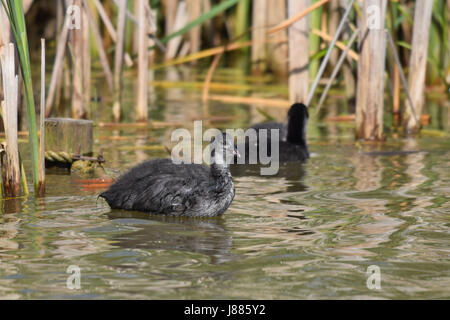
1,0,40,194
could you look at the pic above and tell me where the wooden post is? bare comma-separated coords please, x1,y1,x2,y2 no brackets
45,118,93,156
136,0,149,122
288,0,310,104
113,0,127,122
403,0,434,134
355,0,387,141
251,0,268,75
0,44,21,197
267,0,288,77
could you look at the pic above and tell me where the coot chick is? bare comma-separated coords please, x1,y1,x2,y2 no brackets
100,133,239,217
238,103,309,162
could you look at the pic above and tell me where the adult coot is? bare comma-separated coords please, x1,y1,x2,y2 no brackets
100,133,239,217
239,103,309,162
250,103,307,141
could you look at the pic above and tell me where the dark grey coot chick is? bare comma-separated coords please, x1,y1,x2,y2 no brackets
240,103,310,162
100,133,239,217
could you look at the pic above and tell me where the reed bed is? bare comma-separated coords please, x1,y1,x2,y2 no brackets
0,0,449,199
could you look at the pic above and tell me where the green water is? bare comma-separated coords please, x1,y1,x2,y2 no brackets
0,69,449,299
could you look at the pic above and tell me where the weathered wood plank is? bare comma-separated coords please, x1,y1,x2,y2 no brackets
45,118,93,156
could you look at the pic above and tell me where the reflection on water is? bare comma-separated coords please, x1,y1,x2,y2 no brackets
230,161,307,193
107,212,234,265
0,70,449,299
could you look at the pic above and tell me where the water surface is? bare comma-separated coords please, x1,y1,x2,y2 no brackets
0,69,449,299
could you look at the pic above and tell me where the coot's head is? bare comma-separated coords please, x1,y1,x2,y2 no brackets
210,132,240,166
286,103,308,145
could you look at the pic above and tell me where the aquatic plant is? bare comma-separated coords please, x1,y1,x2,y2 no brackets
1,0,41,194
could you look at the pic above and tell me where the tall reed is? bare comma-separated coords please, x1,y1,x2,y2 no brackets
1,0,40,193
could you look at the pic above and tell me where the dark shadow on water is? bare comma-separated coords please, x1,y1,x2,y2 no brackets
230,161,308,193
106,211,235,264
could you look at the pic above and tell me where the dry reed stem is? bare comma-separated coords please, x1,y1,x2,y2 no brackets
93,0,133,66
153,38,287,70
403,0,433,133
136,0,149,122
38,39,45,196
208,95,290,109
386,31,417,124
0,43,21,197
83,0,113,93
98,121,183,129
166,0,187,60
316,30,358,114
307,0,355,106
71,0,87,119
251,0,268,74
45,10,71,116
268,0,329,34
311,29,359,61
112,0,127,122
288,0,310,104
202,53,223,103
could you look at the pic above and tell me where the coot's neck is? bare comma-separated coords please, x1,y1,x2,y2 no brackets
286,114,308,147
210,152,232,182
